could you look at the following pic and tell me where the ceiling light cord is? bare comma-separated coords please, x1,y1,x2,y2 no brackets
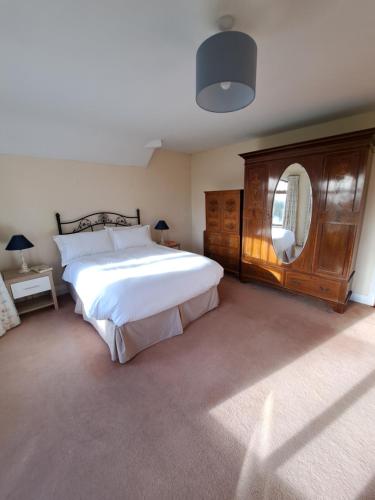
217,15,235,32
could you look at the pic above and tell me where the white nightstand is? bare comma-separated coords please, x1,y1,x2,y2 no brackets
2,268,59,315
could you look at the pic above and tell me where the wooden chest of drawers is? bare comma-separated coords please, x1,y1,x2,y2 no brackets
204,189,243,274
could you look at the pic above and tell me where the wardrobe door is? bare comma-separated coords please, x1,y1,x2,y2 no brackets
283,155,324,274
242,164,268,262
205,192,222,233
314,149,367,279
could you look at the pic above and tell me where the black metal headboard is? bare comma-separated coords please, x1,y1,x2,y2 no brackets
55,210,141,235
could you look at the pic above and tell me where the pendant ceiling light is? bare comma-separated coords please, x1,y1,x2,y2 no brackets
196,15,257,113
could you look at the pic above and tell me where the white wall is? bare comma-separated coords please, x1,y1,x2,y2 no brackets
191,111,375,303
0,149,191,290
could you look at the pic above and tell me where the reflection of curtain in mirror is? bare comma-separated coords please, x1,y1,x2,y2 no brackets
302,192,312,244
283,175,299,233
0,274,20,336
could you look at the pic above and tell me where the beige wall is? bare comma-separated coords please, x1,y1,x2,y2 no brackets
191,111,375,302
0,149,191,290
1,111,374,303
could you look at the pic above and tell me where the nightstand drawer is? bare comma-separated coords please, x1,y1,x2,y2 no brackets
11,276,51,299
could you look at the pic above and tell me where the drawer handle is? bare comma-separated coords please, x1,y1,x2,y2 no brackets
23,285,40,290
290,279,301,286
319,286,330,292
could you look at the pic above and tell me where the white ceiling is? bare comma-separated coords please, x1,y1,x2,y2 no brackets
1,0,375,166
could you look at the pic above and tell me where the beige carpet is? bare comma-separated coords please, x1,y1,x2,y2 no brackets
1,275,375,500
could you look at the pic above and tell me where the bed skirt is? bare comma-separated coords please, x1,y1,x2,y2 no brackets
69,285,219,363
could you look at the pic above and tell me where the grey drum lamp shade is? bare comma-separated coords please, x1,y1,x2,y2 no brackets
196,31,257,113
5,234,34,251
154,220,169,231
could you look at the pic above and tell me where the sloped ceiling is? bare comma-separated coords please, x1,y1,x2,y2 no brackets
1,0,375,166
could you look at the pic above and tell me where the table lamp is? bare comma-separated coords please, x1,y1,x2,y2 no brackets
5,234,34,273
154,220,169,244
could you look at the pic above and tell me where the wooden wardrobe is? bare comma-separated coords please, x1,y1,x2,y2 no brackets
204,189,243,274
240,128,375,312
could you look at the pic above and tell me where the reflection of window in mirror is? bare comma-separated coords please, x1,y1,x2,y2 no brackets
272,179,288,226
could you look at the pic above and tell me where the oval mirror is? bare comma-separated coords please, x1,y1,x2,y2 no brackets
271,163,312,263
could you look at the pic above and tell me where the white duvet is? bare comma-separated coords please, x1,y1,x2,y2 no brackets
63,244,223,326
272,227,295,257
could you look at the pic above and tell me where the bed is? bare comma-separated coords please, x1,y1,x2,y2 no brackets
271,226,295,261
54,211,223,363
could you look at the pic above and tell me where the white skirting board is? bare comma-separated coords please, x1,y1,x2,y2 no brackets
351,271,375,306
351,293,375,306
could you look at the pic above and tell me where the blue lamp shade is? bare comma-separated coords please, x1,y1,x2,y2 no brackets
196,30,257,113
5,235,34,251
154,220,169,231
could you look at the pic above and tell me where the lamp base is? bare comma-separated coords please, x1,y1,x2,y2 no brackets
160,231,165,244
19,251,30,273
19,266,30,274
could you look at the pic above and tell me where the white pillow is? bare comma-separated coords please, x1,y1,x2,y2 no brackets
104,224,141,232
108,225,154,250
53,230,114,266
